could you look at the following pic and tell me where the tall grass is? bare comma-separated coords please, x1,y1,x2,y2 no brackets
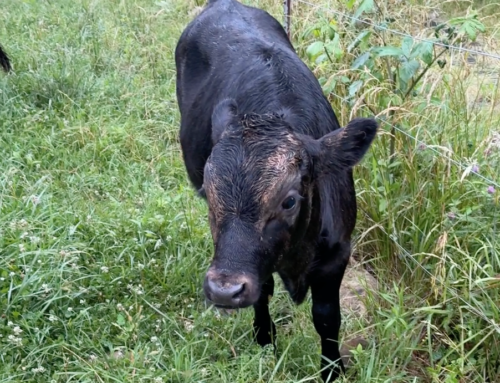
287,0,500,381
0,0,498,382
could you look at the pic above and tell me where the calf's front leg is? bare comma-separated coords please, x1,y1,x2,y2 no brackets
310,243,349,382
253,275,276,347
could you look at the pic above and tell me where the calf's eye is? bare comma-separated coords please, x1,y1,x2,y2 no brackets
282,196,296,210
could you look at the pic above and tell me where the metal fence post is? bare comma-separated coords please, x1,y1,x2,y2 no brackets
283,0,292,40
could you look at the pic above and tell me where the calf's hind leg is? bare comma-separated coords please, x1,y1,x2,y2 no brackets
253,275,276,347
310,242,350,382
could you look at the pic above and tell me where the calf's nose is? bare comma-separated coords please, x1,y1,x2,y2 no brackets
205,279,245,307
203,270,257,308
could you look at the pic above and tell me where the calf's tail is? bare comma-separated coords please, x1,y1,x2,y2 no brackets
0,46,11,72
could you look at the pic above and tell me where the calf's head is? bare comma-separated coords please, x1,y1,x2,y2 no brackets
201,99,377,308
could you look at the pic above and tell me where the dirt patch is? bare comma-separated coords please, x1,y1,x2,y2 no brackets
338,258,378,366
340,258,378,319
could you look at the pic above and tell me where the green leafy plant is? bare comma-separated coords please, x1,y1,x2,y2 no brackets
303,0,486,160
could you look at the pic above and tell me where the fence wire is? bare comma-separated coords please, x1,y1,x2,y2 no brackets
285,0,500,334
285,0,500,189
295,0,500,61
326,89,500,189
359,211,500,333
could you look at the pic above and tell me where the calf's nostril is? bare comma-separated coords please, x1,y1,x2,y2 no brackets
231,282,245,298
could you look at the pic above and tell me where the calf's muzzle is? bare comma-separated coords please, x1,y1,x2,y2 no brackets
203,267,260,308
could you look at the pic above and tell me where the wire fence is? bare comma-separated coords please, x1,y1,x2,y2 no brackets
281,0,500,336
329,89,500,189
283,0,500,190
293,0,500,61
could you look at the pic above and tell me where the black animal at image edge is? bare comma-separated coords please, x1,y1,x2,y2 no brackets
175,0,378,381
0,45,11,72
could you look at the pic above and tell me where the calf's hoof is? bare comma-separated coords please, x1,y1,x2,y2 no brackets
253,322,277,349
321,366,343,383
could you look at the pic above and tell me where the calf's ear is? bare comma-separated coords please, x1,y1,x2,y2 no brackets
315,118,378,174
211,98,238,145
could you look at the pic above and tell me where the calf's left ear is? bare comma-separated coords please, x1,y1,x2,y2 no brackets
314,118,378,173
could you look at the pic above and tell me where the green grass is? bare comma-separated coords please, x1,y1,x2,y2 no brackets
1,0,499,382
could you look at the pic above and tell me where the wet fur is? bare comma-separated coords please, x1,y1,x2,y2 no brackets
175,1,377,381
175,0,351,248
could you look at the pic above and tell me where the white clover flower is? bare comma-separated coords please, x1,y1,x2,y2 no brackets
100,266,109,273
154,239,162,250
8,335,22,346
183,320,194,332
41,284,51,293
13,326,23,335
31,195,40,205
31,366,45,373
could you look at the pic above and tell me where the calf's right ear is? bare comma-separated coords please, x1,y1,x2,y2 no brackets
211,98,238,145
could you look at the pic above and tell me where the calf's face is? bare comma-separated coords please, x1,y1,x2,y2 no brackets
201,99,377,309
